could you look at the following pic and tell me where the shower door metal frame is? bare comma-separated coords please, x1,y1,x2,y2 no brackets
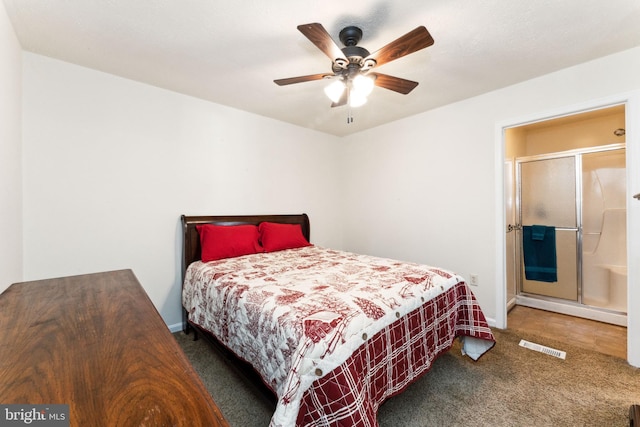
514,143,626,307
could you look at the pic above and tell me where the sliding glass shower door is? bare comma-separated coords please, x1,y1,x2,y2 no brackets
581,149,627,311
517,155,579,301
516,146,627,313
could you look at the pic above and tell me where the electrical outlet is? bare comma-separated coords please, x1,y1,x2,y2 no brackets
469,274,479,286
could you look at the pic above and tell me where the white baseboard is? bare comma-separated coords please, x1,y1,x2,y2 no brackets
485,316,497,328
168,322,184,333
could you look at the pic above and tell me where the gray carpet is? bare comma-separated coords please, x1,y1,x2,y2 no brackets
174,328,640,426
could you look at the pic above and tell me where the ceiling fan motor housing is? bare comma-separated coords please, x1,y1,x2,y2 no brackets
339,26,363,46
334,26,372,72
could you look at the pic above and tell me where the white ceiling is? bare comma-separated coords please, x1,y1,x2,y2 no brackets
5,0,640,136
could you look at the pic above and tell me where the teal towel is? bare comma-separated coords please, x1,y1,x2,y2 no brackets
531,225,546,240
522,225,557,282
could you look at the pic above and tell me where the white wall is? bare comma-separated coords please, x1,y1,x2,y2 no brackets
22,53,343,330
341,94,500,313
341,47,640,328
0,2,23,293
17,40,640,362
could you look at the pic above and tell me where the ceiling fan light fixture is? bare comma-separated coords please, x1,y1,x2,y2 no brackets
352,74,374,97
349,90,368,108
324,80,346,103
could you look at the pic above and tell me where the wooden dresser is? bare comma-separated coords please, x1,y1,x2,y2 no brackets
0,269,229,427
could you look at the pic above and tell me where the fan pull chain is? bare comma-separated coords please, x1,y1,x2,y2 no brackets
347,88,354,124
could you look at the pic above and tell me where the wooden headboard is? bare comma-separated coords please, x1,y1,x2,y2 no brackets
180,213,310,278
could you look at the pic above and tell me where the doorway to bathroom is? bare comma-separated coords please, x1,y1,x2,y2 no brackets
505,104,627,326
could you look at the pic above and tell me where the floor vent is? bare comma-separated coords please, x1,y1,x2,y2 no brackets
519,339,566,360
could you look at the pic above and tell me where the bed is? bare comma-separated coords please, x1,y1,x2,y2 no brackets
181,213,495,427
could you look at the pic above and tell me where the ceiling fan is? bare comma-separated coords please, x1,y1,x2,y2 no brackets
274,23,434,109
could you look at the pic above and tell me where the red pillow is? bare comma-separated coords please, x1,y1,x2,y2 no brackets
259,222,311,252
197,224,263,262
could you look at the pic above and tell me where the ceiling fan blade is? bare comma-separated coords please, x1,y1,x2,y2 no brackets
297,23,348,63
370,73,419,94
274,73,331,86
365,26,434,67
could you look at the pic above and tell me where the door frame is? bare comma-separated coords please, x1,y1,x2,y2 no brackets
494,91,640,366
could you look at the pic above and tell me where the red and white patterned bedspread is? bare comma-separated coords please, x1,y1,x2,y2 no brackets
183,246,495,426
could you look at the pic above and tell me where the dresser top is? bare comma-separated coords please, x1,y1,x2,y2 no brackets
0,269,228,427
